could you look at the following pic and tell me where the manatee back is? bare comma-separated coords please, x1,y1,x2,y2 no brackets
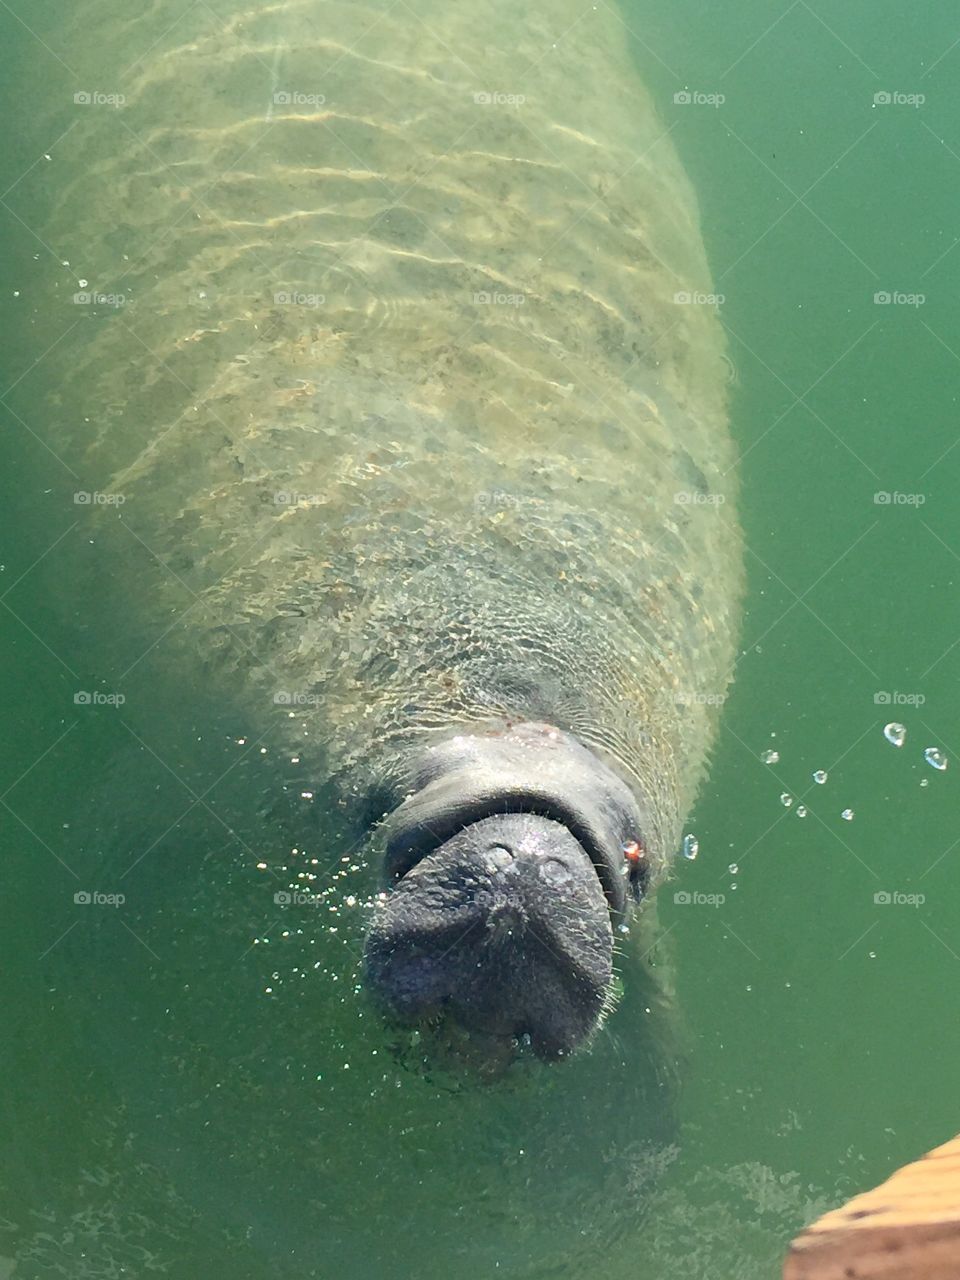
35,0,742,861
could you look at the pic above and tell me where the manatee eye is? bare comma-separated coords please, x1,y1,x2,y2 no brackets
620,839,646,902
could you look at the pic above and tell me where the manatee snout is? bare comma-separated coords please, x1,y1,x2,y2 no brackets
364,812,613,1059
363,723,654,1062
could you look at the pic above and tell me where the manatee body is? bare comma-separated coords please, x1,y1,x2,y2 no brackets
40,0,741,1060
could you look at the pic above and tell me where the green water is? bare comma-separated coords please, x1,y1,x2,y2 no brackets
1,1,959,1278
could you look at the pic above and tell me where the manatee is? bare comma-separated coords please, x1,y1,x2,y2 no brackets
32,0,741,1073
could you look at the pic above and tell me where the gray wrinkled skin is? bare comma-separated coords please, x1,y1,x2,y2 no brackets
366,811,613,1059
367,721,647,1055
41,0,741,1058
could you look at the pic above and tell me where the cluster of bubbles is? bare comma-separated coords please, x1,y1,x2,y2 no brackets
760,744,852,822
675,719,949,968
757,721,948,832
881,721,947,772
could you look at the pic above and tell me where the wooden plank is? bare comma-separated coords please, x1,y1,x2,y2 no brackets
784,1135,960,1280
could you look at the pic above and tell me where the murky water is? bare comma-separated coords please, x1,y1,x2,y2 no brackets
2,1,959,1277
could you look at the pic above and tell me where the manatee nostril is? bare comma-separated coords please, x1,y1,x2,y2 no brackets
540,856,574,885
485,843,514,871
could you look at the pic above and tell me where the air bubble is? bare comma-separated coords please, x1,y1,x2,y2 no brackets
761,749,779,765
924,747,947,771
796,805,808,818
883,722,906,747
780,793,793,807
812,770,828,785
728,863,739,875
841,808,854,821
681,833,699,860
